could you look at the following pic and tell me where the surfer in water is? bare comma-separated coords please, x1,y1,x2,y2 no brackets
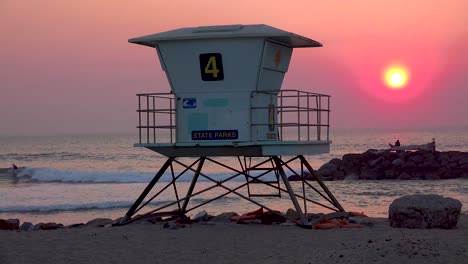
10,164,20,183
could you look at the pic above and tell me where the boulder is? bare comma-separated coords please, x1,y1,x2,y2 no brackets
368,157,383,167
66,223,85,228
285,208,301,221
458,156,468,166
332,170,346,180
287,175,302,181
85,218,114,227
397,171,412,180
0,219,20,230
329,158,343,169
259,211,286,225
392,158,404,167
192,210,209,222
40,222,64,230
32,222,63,231
33,223,44,231
359,166,384,180
307,213,324,222
163,222,181,230
409,154,424,164
135,214,163,224
318,163,338,177
389,194,462,229
384,169,398,179
19,222,34,231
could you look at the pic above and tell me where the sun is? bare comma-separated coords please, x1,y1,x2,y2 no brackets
384,66,409,89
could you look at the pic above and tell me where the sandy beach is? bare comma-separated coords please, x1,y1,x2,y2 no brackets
1,215,467,264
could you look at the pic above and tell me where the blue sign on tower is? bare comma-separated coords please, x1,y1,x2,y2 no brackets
183,98,196,109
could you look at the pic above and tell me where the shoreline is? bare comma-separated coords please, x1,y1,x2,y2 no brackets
1,215,467,264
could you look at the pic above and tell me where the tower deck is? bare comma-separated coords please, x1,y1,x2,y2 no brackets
136,89,331,157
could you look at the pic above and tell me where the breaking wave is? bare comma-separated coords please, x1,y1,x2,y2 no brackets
14,167,278,184
0,197,241,213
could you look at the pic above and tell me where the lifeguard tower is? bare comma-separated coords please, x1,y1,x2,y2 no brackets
122,24,344,227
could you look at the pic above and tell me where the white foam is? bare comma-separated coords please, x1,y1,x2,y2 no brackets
14,167,275,184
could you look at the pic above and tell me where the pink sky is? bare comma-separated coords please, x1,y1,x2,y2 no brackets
1,0,467,135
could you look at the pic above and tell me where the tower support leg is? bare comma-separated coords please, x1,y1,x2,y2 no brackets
121,157,174,223
299,155,345,212
181,157,206,213
272,156,308,225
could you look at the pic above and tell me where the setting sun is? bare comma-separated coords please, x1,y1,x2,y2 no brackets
385,67,409,89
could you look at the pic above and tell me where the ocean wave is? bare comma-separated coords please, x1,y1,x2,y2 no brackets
0,197,242,213
14,167,278,184
0,152,144,162
0,201,150,213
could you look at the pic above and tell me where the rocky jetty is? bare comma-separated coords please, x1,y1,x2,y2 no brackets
317,150,468,180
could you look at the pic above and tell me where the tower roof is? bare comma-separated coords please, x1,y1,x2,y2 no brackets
129,24,322,48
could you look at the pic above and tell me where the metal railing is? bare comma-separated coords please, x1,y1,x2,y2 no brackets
250,90,330,142
136,90,330,144
137,93,176,144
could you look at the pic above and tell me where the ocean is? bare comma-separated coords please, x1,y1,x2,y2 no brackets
1,127,467,225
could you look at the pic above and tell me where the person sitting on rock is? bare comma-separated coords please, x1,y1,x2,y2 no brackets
395,140,401,147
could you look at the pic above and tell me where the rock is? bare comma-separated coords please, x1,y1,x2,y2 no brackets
424,172,440,180
259,211,286,225
307,213,324,222
211,212,238,222
329,158,343,169
332,170,345,180
344,174,359,180
285,208,301,221
138,215,163,224
359,166,384,180
163,222,180,230
175,215,193,224
193,210,209,222
112,217,124,225
458,156,468,166
287,175,302,181
368,157,383,167
392,158,404,167
384,169,398,179
0,219,20,230
397,171,412,180
461,163,468,171
318,163,338,177
41,222,64,230
389,194,462,229
409,155,424,164
66,223,85,228
31,222,63,231
85,218,114,227
33,223,47,231
287,172,315,181
19,222,34,231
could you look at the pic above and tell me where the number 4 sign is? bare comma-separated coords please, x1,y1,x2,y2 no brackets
199,53,224,81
